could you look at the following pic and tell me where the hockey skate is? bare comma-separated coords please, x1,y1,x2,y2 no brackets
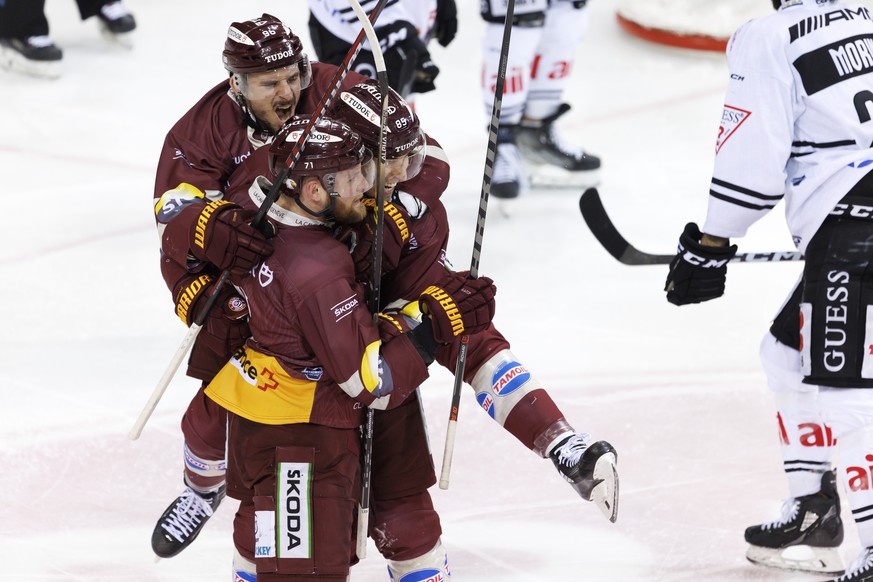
516,104,601,189
97,1,137,47
151,482,226,558
745,470,844,575
549,434,619,523
829,547,873,582
491,125,528,200
0,36,62,79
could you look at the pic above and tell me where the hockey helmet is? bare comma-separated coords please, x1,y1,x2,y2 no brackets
330,81,426,181
270,115,374,197
223,13,312,87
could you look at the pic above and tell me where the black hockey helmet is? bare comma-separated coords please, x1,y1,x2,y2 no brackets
223,13,312,88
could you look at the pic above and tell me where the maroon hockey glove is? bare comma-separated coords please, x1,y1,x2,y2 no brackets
665,222,737,306
189,200,274,283
420,270,496,343
351,198,411,282
376,310,414,342
173,273,251,381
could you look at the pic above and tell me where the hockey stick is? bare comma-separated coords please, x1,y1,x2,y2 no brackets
579,188,804,266
439,0,516,490
128,1,389,441
348,0,390,560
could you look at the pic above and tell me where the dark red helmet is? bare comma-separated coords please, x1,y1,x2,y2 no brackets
223,13,312,85
330,81,425,160
270,115,374,196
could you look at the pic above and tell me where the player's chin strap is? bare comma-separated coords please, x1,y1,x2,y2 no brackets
293,193,337,221
231,75,273,136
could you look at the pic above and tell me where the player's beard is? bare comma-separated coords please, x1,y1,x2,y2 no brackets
332,196,367,225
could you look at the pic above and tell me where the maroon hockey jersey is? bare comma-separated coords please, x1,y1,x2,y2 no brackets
153,63,367,270
204,186,430,428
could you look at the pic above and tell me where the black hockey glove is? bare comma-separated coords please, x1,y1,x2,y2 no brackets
664,222,737,306
378,21,440,96
434,0,458,47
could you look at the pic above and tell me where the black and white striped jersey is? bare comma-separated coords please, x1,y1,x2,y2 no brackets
306,0,435,48
703,0,873,252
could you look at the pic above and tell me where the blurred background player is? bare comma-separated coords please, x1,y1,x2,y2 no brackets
306,0,456,100
0,0,136,78
481,0,600,199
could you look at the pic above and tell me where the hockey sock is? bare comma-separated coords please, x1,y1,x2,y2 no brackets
760,334,833,497
481,22,540,124
524,0,589,120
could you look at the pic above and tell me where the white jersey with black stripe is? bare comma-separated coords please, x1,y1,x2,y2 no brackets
307,0,435,47
703,0,873,253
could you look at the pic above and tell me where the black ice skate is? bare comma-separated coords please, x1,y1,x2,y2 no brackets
97,1,137,46
0,36,62,79
151,482,226,558
491,125,527,200
745,470,844,575
549,434,619,523
829,547,873,582
516,104,601,188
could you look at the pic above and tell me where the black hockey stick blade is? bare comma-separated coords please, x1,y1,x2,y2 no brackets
579,189,804,265
579,188,673,265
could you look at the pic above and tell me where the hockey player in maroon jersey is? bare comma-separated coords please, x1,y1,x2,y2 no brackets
328,81,619,526
150,13,372,560
205,114,496,581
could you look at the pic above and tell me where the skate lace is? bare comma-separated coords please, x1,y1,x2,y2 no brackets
546,125,588,161
836,548,873,581
100,1,131,20
493,144,523,184
26,36,54,48
160,488,215,543
554,433,591,467
761,499,800,530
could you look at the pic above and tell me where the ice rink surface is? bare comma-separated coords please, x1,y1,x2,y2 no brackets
0,0,847,580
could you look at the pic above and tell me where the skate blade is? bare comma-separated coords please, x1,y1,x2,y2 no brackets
590,452,619,523
0,48,61,79
99,26,135,49
746,544,844,575
526,164,601,189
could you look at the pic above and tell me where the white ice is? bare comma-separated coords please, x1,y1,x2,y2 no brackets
0,0,848,580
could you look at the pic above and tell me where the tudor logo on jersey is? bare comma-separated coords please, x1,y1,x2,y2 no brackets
716,105,751,153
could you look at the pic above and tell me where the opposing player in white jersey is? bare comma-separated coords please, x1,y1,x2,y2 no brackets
481,0,600,198
665,2,873,580
306,0,455,99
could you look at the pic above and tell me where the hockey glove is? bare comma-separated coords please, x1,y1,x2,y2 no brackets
173,273,251,381
420,270,497,343
434,0,458,47
189,200,274,283
665,222,737,306
350,197,411,283
378,21,440,96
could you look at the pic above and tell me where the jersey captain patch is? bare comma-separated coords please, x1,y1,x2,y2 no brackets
716,105,751,153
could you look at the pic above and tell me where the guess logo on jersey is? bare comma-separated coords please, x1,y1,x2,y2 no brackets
491,361,530,396
716,105,751,153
